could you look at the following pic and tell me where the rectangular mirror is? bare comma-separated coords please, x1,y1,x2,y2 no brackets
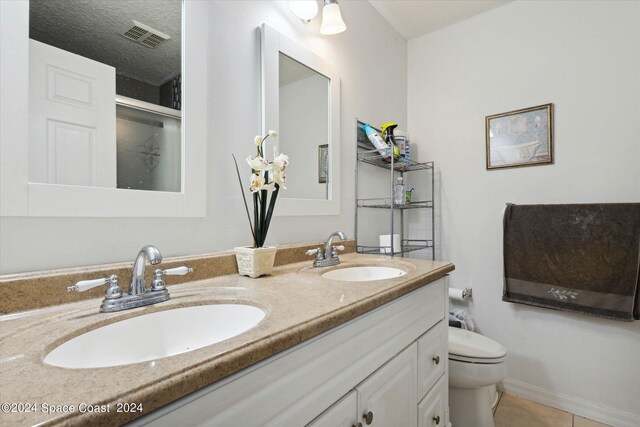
29,0,182,192
0,0,206,217
261,24,340,216
279,53,329,199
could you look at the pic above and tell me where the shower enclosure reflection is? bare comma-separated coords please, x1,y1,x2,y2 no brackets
116,100,181,192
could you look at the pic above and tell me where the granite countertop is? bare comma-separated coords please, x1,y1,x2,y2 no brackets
0,254,454,426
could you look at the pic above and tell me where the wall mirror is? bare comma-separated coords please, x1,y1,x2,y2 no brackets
261,24,340,216
278,53,329,199
0,0,206,216
29,0,182,192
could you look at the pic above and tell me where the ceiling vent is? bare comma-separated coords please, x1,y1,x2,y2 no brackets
122,20,171,49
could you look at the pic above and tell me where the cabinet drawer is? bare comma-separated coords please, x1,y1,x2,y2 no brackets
417,320,446,401
418,375,445,427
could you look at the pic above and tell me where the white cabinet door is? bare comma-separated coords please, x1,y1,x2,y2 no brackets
29,40,116,187
418,376,445,427
356,343,418,427
417,321,446,401
307,390,358,427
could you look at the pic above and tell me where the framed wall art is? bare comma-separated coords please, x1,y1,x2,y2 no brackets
485,103,553,170
318,144,328,184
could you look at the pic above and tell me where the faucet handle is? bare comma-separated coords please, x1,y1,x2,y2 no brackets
68,274,117,292
307,247,324,261
68,275,123,299
331,245,345,258
162,266,194,276
68,278,107,292
151,266,193,291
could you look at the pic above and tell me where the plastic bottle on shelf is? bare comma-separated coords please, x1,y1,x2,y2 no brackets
380,122,401,160
360,123,391,159
394,177,406,205
395,130,410,165
398,138,407,163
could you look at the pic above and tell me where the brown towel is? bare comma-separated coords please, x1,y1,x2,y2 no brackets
503,203,640,321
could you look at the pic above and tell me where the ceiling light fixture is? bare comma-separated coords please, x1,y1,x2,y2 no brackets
320,0,346,35
288,1,319,23
289,0,346,35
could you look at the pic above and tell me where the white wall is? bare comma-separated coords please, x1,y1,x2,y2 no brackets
408,1,640,424
0,1,407,273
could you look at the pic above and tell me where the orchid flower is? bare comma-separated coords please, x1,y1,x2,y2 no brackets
273,168,287,189
249,174,275,193
273,147,290,171
255,130,278,147
233,129,287,249
245,155,272,172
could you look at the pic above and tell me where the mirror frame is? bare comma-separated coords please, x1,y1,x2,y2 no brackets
261,24,341,216
0,0,206,217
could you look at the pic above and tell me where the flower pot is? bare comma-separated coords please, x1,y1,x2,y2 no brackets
234,246,277,278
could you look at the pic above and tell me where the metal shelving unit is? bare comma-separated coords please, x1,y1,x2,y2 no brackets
355,119,435,259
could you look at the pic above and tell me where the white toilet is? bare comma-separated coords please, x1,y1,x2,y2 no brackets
448,327,508,427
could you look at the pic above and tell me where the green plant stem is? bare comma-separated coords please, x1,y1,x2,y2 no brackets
263,184,280,241
232,154,256,246
259,188,267,247
253,192,260,248
256,167,272,247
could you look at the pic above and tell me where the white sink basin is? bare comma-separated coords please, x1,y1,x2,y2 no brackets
44,304,265,369
322,266,406,282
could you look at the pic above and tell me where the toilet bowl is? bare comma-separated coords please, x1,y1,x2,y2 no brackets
448,327,507,427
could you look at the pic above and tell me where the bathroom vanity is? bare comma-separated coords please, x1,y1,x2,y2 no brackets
0,254,453,426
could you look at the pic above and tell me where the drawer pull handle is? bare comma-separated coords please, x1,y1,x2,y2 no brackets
433,415,441,425
363,411,374,425
433,355,440,364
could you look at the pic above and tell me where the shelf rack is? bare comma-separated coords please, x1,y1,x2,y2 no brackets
357,198,433,210
355,119,435,259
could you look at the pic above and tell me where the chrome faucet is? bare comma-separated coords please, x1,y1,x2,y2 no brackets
67,245,193,313
130,245,163,296
307,231,347,268
323,231,347,261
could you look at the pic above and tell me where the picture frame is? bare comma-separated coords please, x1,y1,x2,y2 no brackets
318,144,328,184
485,103,553,170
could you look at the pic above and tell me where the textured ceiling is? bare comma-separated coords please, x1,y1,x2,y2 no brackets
29,0,181,87
368,0,511,40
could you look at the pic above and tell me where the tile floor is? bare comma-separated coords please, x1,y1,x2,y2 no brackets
494,393,611,427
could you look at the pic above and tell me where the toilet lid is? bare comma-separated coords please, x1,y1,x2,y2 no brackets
449,327,507,360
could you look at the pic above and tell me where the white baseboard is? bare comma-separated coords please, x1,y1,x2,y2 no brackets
499,378,640,427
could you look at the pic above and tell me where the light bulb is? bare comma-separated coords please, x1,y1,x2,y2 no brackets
289,1,319,22
320,1,346,35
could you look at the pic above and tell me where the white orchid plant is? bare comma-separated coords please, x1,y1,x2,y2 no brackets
233,130,289,248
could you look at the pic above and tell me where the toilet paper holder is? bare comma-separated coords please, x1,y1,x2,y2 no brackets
449,287,473,301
